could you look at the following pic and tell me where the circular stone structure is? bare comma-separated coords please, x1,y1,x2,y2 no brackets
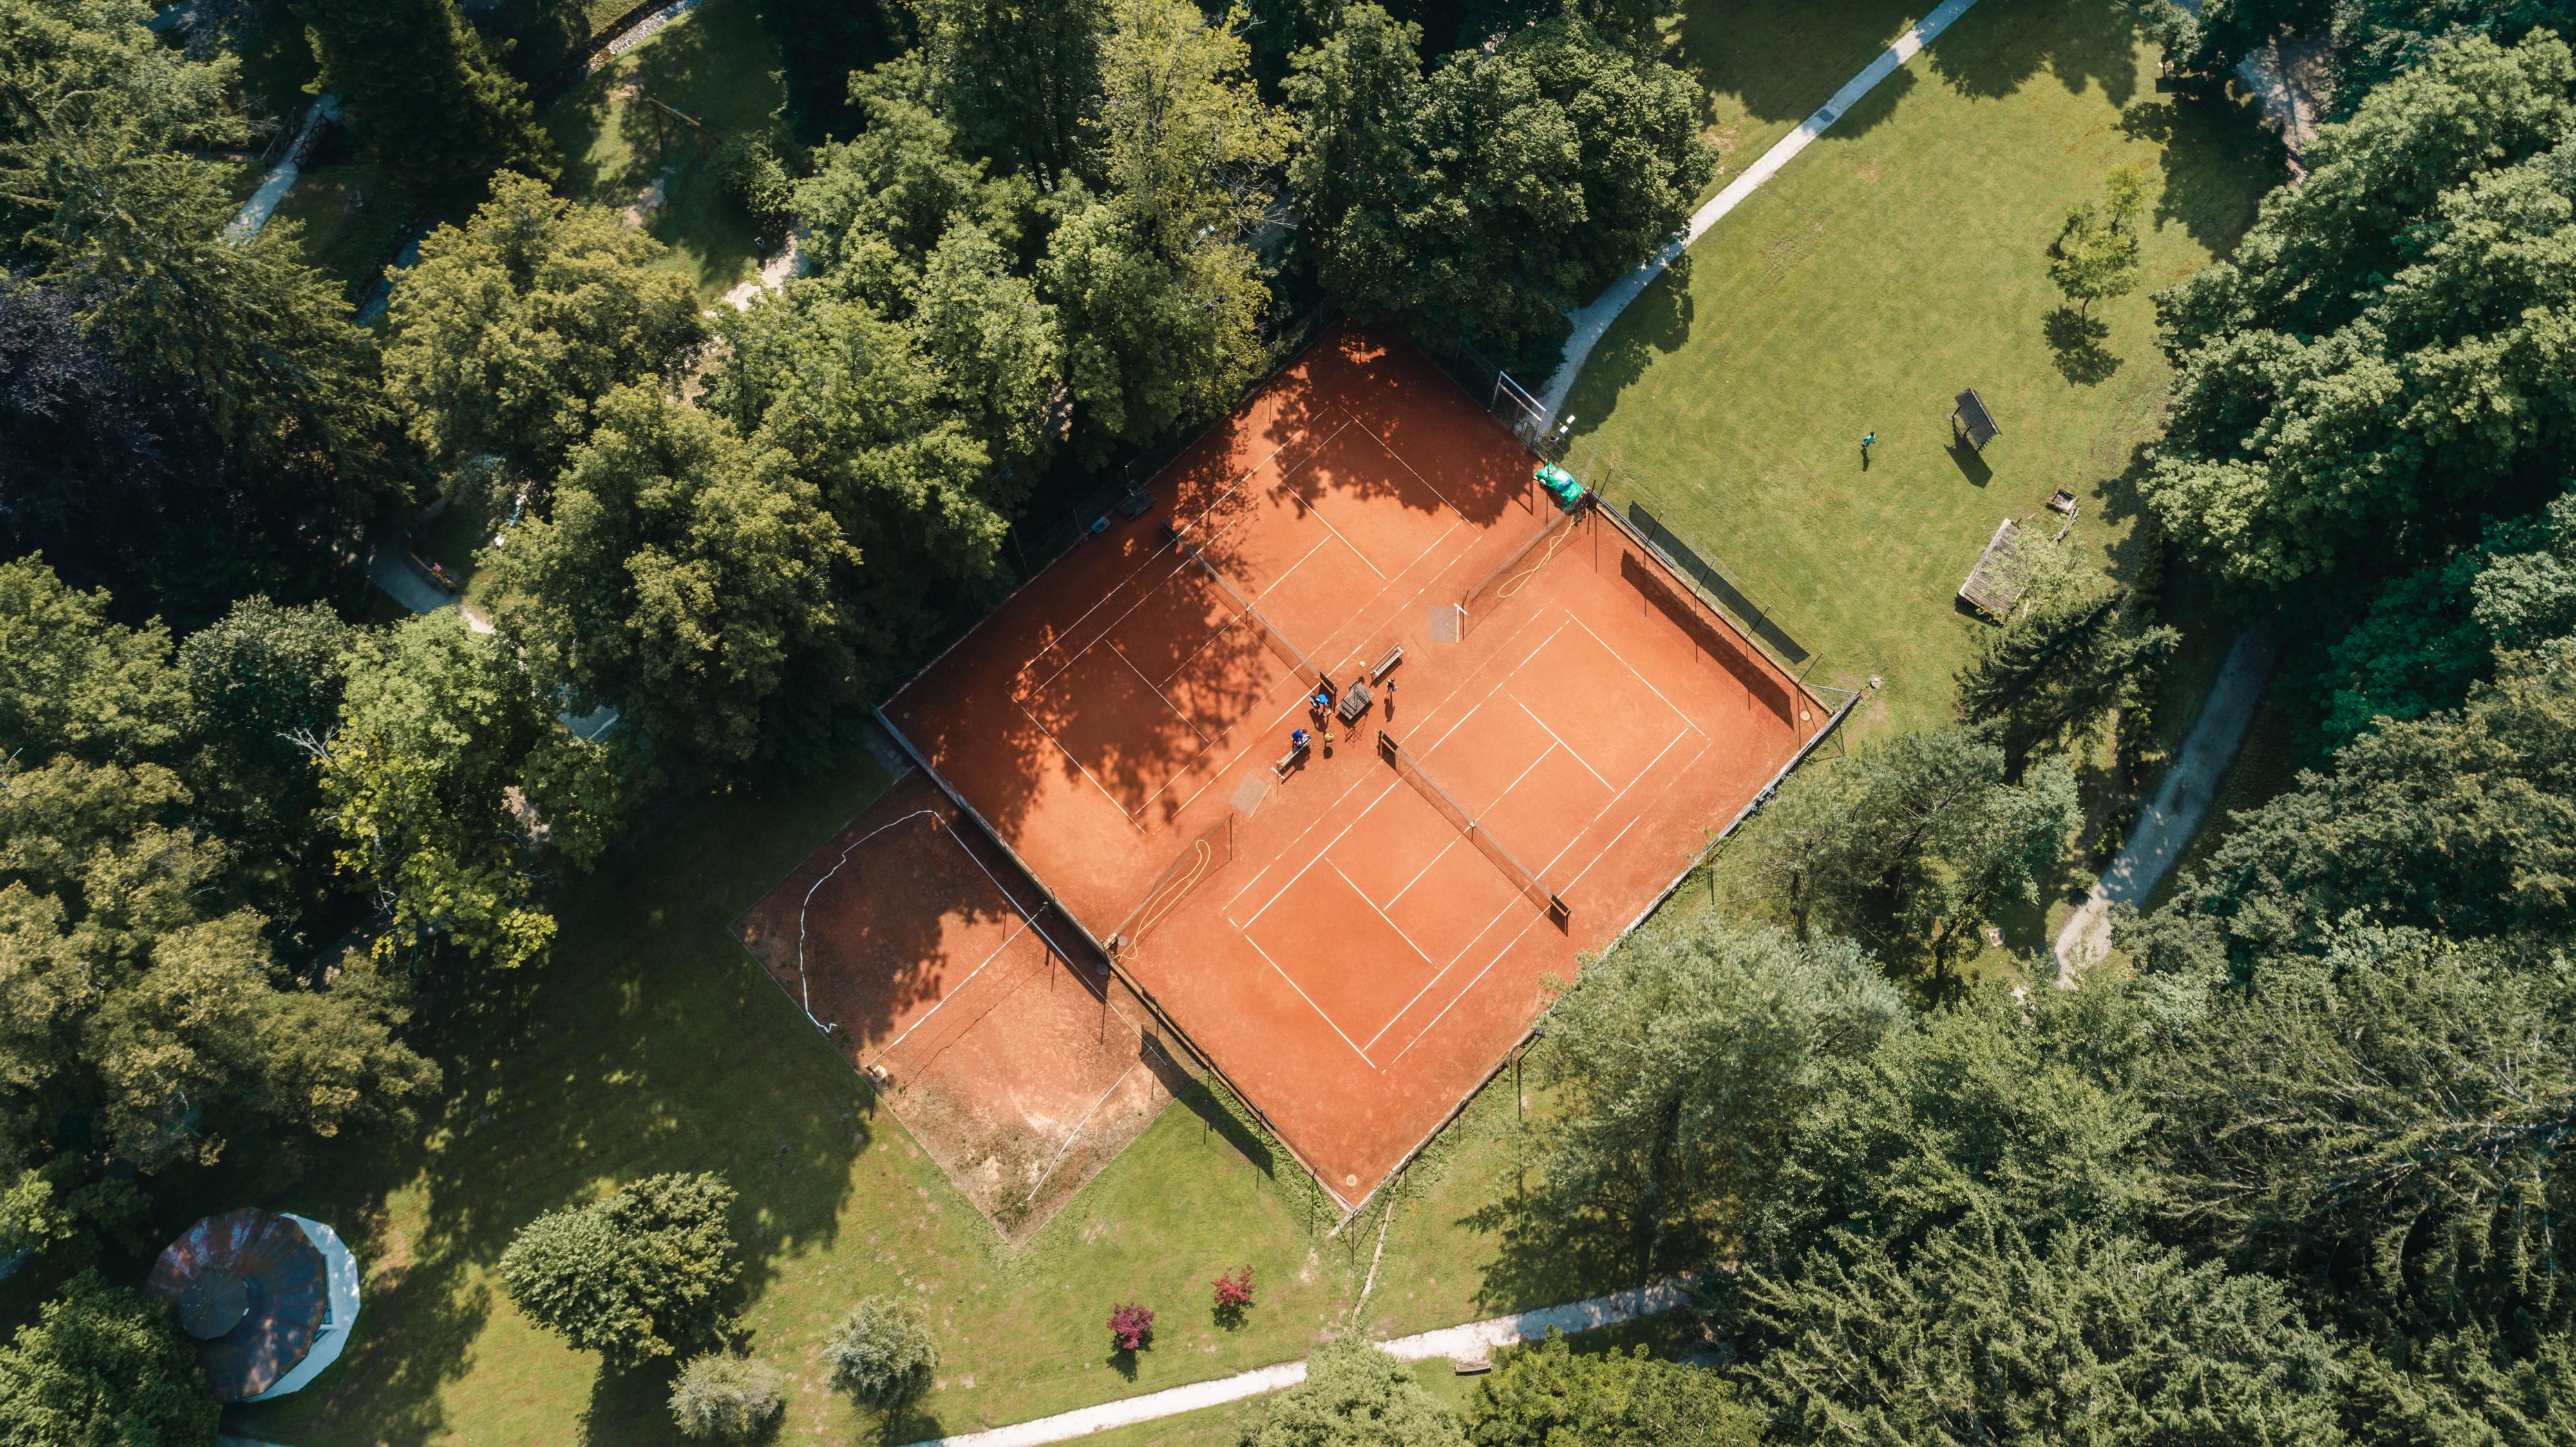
147,1208,361,1402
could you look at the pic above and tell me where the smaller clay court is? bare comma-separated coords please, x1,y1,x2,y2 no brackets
743,325,1830,1219
733,770,1194,1236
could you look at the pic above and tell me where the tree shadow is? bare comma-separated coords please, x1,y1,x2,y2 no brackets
223,767,887,1446
2043,306,2122,386
1924,0,2143,108
1675,0,1927,146
2116,91,2286,252
1562,253,1696,436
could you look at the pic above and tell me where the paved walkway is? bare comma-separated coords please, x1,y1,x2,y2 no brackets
1535,0,1984,425
224,95,340,241
2053,621,2280,978
897,1279,1692,1447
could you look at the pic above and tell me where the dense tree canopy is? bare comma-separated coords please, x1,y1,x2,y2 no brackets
490,383,857,765
0,1272,218,1447
1468,1331,1760,1446
1288,10,1712,370
299,0,552,203
2143,33,2576,589
384,173,706,481
1240,1339,1467,1447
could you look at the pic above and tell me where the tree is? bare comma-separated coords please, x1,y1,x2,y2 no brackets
2148,930,2575,1336
709,283,1005,671
1038,0,1287,458
0,1272,218,1447
178,596,361,950
298,0,553,203
669,1352,786,1441
2049,199,2141,317
499,1172,742,1372
383,173,705,480
918,221,1065,480
1955,536,2177,778
1536,917,1905,1276
2143,33,2576,589
1044,194,1271,458
916,0,1106,183
2,0,417,564
823,1295,938,1412
318,610,651,972
1,560,440,1180
1240,1338,1468,1447
2125,638,2576,972
1739,1222,2349,1447
755,0,911,141
489,384,857,766
0,556,187,767
1287,13,1713,370
1468,1330,1761,1447
794,59,1032,289
1739,726,2079,986
1093,0,1292,263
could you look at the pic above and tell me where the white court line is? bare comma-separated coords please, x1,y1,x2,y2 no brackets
1245,932,1376,1066
1110,643,1212,748
1336,408,1471,517
1296,502,1385,580
1382,836,1468,911
1013,695,1157,833
1328,858,1443,972
1513,697,1612,791
1562,610,1699,737
1533,724,1694,878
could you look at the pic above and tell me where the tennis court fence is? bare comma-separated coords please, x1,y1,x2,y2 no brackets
1549,441,1814,670
1377,730,1570,927
1440,344,1567,459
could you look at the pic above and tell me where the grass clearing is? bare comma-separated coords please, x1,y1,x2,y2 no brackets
223,759,1606,1446
1564,0,2278,733
1677,0,1929,194
544,0,786,301
273,163,412,299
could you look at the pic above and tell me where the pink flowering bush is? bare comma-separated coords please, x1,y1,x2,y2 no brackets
1108,1301,1155,1352
1211,1267,1255,1326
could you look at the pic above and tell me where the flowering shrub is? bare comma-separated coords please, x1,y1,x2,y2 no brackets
1108,1301,1155,1352
1211,1267,1255,1325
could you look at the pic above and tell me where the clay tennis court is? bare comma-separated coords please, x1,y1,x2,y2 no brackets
835,324,1831,1209
732,770,1196,1236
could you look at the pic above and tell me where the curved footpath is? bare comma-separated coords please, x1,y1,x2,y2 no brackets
898,1279,1693,1447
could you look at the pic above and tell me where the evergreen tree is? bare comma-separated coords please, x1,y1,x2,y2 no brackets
1240,1339,1466,1446
500,1173,742,1371
298,0,553,203
1955,536,2177,779
1467,1330,1763,1446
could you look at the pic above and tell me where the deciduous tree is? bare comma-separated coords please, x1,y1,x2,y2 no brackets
490,384,857,766
0,1272,217,1447
1468,1330,1761,1447
384,173,705,480
1240,1338,1466,1447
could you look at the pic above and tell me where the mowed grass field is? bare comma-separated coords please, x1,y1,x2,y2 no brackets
1564,0,2279,731
225,760,1598,1446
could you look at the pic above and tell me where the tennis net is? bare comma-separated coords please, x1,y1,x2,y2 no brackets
1179,537,1327,686
1376,730,1569,925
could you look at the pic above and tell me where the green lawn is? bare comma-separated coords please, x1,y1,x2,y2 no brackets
1564,0,2280,733
272,163,413,299
223,758,1607,1446
544,0,786,301
1679,0,1931,194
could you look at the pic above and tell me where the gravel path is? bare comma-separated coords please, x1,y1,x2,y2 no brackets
1535,0,1985,424
2053,621,2280,978
896,1278,1694,1447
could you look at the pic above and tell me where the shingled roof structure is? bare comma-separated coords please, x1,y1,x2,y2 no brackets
147,1208,360,1402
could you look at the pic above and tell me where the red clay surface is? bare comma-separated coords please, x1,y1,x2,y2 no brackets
733,770,1194,1237
885,325,1824,1206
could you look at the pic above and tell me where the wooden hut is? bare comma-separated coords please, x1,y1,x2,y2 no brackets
1959,518,2029,619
